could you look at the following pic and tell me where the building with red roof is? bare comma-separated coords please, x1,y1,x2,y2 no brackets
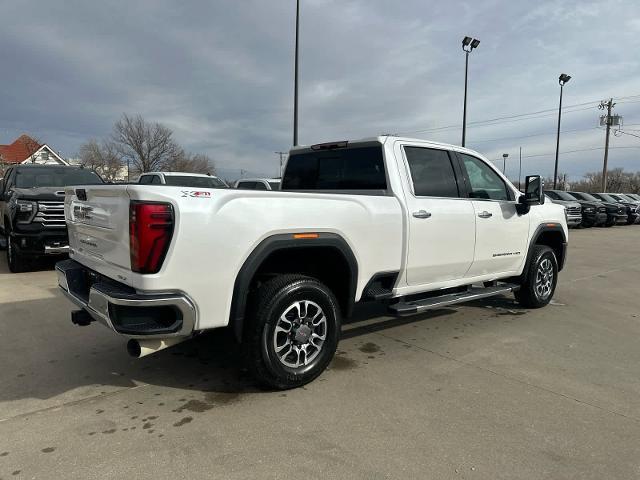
0,134,68,167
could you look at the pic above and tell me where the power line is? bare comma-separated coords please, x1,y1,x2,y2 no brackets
396,93,640,136
468,126,600,144
398,104,597,135
499,145,640,161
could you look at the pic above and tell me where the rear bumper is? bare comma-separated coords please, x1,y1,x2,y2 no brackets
56,259,196,339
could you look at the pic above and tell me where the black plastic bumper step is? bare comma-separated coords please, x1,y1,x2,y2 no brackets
389,283,519,316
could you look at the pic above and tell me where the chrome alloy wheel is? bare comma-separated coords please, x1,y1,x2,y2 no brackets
535,258,554,300
272,300,327,369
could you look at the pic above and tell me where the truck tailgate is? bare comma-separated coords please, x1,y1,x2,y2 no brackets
65,185,132,272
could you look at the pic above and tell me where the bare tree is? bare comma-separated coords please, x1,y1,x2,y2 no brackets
570,168,640,193
111,114,180,173
78,139,124,181
164,149,215,174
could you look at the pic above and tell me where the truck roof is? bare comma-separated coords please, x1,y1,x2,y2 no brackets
289,135,484,157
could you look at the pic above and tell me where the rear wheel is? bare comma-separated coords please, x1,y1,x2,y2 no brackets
515,245,558,308
244,274,341,390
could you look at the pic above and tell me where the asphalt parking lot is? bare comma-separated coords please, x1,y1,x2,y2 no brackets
1,227,639,480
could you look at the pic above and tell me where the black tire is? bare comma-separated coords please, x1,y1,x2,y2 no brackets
515,245,558,309
7,237,27,273
244,274,341,390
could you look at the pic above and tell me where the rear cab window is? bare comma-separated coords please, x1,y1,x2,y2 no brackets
282,143,387,193
403,147,460,198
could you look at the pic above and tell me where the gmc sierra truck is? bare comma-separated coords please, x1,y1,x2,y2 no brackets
0,164,103,272
56,136,568,389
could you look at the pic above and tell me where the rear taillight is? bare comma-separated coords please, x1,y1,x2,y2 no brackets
129,201,174,274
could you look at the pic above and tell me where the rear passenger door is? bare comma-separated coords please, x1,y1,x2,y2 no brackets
401,146,476,286
456,153,530,277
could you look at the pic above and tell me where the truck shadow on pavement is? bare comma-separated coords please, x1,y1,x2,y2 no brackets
0,293,528,407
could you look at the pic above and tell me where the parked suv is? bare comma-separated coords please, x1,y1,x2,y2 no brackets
0,165,103,272
568,191,626,227
544,190,583,228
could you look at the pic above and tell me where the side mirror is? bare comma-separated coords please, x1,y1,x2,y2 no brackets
516,175,545,215
524,175,545,205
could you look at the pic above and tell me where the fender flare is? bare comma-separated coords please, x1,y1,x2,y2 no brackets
524,223,568,274
229,232,358,342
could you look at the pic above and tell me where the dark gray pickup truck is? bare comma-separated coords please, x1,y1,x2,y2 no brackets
0,164,103,272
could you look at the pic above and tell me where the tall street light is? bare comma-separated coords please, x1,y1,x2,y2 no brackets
553,73,571,189
461,36,480,147
293,0,300,146
502,153,509,174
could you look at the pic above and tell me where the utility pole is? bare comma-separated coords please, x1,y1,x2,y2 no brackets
275,151,287,178
598,98,615,192
502,153,509,174
293,0,300,146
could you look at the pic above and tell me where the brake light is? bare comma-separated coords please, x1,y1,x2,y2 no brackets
129,202,174,274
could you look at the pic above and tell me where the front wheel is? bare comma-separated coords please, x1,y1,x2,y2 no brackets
515,245,558,308
244,274,341,390
7,237,27,273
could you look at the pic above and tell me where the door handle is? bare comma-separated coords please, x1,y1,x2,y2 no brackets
412,210,432,219
478,211,492,219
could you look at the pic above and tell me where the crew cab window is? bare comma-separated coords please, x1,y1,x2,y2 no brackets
138,175,153,184
151,176,162,185
459,154,510,201
253,182,267,190
237,181,256,189
282,146,386,191
404,147,459,198
268,181,281,190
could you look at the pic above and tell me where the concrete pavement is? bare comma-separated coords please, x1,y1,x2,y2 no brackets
1,226,639,479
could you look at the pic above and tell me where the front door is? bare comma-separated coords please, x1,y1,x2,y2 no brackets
456,153,530,277
402,146,476,286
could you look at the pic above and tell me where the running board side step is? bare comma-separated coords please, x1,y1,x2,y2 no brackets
388,284,520,316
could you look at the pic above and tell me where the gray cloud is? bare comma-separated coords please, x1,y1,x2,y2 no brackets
1,0,639,180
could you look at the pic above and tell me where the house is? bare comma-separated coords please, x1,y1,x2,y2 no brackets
0,134,68,167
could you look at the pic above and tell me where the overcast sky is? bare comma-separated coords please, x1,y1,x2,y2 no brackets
1,0,639,180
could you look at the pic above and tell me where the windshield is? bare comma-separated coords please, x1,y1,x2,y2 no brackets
570,192,599,202
597,193,618,203
551,190,576,201
164,176,226,188
15,168,103,188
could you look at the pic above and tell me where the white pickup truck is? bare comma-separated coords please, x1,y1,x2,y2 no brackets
57,136,568,389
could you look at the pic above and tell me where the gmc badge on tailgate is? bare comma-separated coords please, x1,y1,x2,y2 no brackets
74,205,93,221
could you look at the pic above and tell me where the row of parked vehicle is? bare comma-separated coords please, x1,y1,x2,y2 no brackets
545,190,640,228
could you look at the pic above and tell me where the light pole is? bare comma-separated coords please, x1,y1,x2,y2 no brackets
293,0,300,147
518,147,522,191
502,153,509,174
461,36,480,147
553,73,571,189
